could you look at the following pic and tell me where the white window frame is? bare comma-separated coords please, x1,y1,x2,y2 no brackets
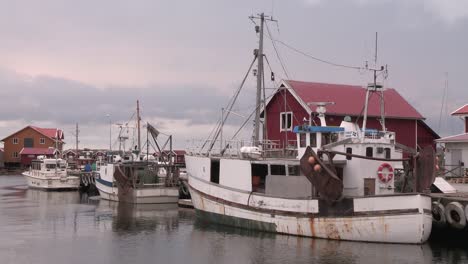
12,152,18,158
280,112,293,132
40,138,45,144
13,137,19,144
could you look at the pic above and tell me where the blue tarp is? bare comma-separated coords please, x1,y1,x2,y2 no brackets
293,125,345,133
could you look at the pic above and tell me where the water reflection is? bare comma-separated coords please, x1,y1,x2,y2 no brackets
95,200,180,234
0,175,467,264
192,219,435,264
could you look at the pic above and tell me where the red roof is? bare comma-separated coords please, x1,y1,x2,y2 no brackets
451,104,468,116
285,80,424,119
30,126,64,140
436,133,468,143
20,147,56,155
1,126,64,142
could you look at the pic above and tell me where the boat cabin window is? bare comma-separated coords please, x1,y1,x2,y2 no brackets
346,147,352,160
251,164,268,193
299,133,306,148
270,164,286,176
321,133,338,145
32,162,41,170
366,147,373,158
210,160,220,184
45,164,56,169
310,133,317,147
385,148,391,159
287,165,300,176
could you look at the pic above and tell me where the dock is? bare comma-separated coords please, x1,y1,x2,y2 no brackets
178,199,194,208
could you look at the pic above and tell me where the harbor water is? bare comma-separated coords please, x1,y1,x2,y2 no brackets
1,175,467,264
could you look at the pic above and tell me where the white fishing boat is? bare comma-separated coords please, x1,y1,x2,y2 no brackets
95,158,179,204
22,156,80,190
95,100,180,204
186,14,435,244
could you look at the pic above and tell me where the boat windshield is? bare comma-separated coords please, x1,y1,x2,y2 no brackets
45,164,56,169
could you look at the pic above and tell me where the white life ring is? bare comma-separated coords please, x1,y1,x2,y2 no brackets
377,163,394,183
431,201,446,226
445,202,466,229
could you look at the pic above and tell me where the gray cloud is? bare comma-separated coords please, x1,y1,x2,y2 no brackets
1,0,468,148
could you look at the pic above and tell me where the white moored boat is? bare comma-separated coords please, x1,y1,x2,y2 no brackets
22,156,80,190
95,158,179,204
186,14,435,244
95,101,180,204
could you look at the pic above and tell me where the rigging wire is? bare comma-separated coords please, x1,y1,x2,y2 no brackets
265,21,290,79
271,37,364,70
204,55,258,153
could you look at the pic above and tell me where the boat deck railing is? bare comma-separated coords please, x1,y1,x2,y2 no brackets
187,139,298,159
336,130,396,143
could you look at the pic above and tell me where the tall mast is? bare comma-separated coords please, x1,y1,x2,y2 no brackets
362,32,386,138
75,123,79,154
375,32,386,132
253,13,265,145
137,100,141,153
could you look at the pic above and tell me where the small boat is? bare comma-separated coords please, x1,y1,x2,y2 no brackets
22,156,80,190
95,156,179,204
95,100,180,204
186,14,435,244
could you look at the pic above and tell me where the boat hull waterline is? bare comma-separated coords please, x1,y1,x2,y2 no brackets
188,173,432,244
23,172,80,190
96,178,179,204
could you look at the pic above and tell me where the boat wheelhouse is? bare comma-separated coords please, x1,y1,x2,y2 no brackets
23,156,80,190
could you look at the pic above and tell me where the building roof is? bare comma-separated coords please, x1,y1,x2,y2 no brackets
1,126,64,142
451,104,468,116
436,133,468,143
283,80,424,120
155,150,186,156
20,147,57,155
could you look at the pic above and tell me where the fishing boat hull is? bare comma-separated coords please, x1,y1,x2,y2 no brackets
22,172,80,190
96,178,179,204
188,173,432,244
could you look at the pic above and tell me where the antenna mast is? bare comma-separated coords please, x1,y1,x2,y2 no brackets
250,13,277,146
362,32,387,137
137,100,141,154
75,123,79,153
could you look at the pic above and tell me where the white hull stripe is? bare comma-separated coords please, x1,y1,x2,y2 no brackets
188,182,431,218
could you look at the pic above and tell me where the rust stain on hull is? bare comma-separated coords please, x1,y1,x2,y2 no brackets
309,217,316,237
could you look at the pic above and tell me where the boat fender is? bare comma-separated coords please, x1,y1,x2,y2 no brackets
431,201,446,226
82,176,88,186
465,204,468,223
445,202,466,230
180,182,190,197
377,163,394,183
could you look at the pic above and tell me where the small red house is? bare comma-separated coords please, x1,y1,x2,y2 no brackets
20,147,57,166
263,80,439,150
154,150,186,166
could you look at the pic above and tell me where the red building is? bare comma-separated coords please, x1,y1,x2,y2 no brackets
20,147,57,166
155,150,186,166
1,126,64,168
263,80,439,150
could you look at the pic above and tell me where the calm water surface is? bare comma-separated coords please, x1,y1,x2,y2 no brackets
1,175,467,264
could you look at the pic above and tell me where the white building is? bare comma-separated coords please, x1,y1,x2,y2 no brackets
436,104,468,176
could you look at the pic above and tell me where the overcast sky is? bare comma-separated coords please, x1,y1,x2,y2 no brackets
1,0,467,150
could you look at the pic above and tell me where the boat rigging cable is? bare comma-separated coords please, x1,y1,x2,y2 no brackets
265,21,290,79
204,56,258,153
270,36,364,70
